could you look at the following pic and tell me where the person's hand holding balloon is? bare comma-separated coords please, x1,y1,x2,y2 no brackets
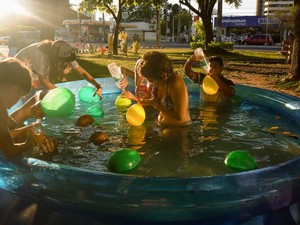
122,91,138,102
35,136,57,155
119,76,129,91
93,85,103,100
28,123,57,155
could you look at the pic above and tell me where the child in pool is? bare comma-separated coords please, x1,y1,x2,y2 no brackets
0,58,56,158
184,55,235,103
120,51,191,126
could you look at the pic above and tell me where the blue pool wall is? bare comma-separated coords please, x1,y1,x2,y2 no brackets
1,77,300,222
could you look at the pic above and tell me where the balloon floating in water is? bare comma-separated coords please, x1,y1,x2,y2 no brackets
126,104,145,126
41,87,75,117
89,131,109,145
78,86,101,103
224,150,257,171
202,75,219,95
108,148,141,173
86,105,104,118
115,94,132,111
76,114,95,127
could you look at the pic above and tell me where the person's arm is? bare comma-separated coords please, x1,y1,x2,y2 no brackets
118,67,134,90
38,74,57,90
0,109,34,158
120,67,134,79
70,62,102,99
183,55,204,84
10,91,45,126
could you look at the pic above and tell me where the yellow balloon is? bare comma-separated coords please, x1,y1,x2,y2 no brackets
126,104,146,126
115,94,132,111
202,75,219,95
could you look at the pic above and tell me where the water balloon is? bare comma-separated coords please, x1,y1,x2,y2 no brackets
224,150,257,171
202,75,219,95
78,86,100,103
89,131,109,145
86,105,104,118
40,87,75,117
108,148,141,173
126,104,145,126
115,94,132,111
76,114,95,127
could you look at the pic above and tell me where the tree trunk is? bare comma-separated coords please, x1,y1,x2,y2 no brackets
156,7,161,47
216,0,223,42
113,21,120,55
287,0,300,81
202,16,213,48
179,0,216,47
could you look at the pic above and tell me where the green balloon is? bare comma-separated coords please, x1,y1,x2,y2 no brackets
224,150,257,171
78,86,100,103
41,87,75,117
108,148,141,173
86,105,104,118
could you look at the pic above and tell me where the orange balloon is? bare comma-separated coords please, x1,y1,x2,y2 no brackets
202,75,219,95
126,104,145,126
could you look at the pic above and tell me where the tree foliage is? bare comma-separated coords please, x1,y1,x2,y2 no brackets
179,0,241,47
80,0,164,54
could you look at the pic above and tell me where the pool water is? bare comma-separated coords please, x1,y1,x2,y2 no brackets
41,92,300,177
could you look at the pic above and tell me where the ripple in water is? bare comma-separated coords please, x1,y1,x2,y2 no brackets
41,93,300,177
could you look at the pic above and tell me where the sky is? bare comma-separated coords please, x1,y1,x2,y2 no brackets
70,0,256,17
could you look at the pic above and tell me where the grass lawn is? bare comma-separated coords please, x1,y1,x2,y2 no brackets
68,47,287,82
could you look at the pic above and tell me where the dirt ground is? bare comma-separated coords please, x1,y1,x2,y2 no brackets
222,62,300,98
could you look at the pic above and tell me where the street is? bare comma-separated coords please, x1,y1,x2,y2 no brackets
0,43,282,60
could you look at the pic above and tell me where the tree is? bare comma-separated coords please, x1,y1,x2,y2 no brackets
179,0,241,47
126,4,156,23
80,0,164,55
287,0,300,83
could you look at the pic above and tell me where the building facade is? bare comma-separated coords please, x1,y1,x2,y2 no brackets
256,0,293,16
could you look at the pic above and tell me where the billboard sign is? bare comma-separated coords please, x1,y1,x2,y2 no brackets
214,16,279,28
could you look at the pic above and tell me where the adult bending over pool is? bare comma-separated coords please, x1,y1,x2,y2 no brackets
15,39,102,99
121,51,191,126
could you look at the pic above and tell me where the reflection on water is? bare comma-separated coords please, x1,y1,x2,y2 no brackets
41,93,300,177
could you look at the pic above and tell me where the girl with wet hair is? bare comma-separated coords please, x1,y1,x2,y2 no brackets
121,51,191,126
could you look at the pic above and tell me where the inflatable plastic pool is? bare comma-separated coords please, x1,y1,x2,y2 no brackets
1,77,300,224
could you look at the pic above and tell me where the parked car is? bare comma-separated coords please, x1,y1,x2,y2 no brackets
241,34,273,46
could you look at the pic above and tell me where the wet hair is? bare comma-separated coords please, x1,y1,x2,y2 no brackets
140,51,173,80
0,58,32,94
208,56,224,67
38,39,70,83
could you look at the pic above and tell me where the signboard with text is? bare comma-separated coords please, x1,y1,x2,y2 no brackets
214,16,279,28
